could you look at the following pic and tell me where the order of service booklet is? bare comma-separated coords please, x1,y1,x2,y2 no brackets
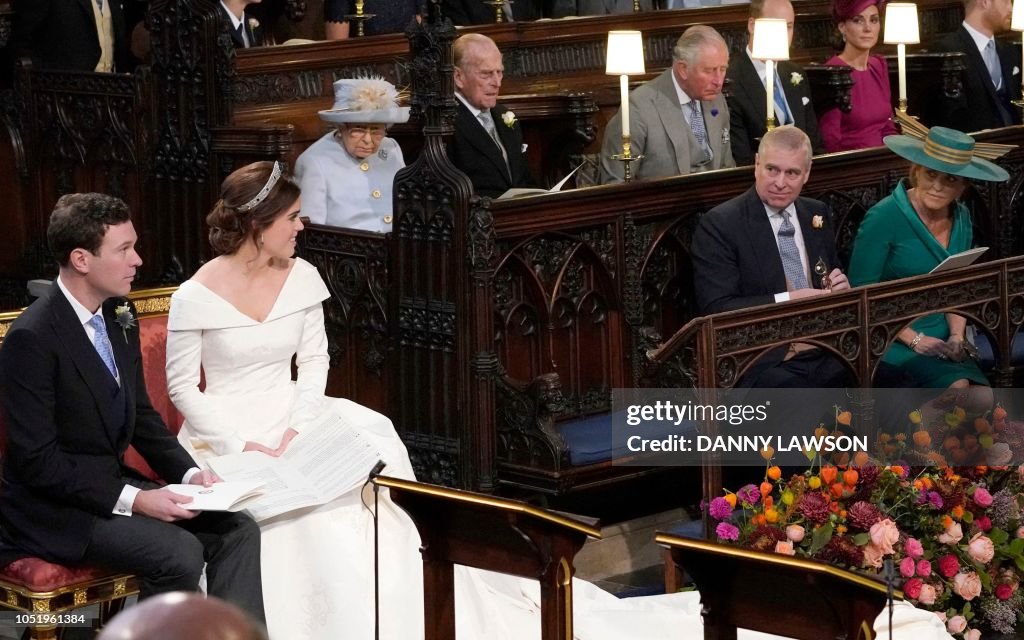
205,410,384,522
164,481,266,512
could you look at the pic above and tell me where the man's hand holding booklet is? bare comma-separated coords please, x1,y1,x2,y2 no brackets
163,481,266,512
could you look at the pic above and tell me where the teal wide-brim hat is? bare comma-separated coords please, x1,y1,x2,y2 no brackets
884,126,1009,182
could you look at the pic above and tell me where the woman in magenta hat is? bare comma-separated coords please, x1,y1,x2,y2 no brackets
818,0,899,152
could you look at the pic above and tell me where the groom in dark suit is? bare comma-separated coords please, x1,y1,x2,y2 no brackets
449,33,534,198
691,126,851,387
0,194,265,619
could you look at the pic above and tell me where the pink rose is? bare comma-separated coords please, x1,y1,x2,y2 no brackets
786,524,805,543
953,572,982,601
938,554,960,578
869,519,900,555
918,583,937,605
973,486,993,508
904,538,924,559
915,559,932,577
862,542,884,569
967,533,995,563
964,629,981,640
975,515,992,532
996,583,1013,600
899,556,916,578
903,577,923,599
774,540,795,556
938,522,963,545
947,615,967,634
1017,525,1024,539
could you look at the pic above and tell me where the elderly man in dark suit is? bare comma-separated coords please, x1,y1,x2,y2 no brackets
726,0,824,166
0,194,265,618
11,0,129,72
449,33,535,198
934,0,1021,131
691,126,851,387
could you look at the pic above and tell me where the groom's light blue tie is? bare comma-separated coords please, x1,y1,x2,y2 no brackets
773,72,791,125
88,315,119,380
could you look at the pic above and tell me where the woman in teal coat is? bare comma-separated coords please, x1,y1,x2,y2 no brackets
848,126,1008,389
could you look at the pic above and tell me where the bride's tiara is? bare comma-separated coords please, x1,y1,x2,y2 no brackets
237,161,283,213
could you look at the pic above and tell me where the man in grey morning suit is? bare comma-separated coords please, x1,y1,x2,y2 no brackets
600,25,735,183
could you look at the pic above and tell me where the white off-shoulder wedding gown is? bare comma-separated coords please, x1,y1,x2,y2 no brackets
165,258,952,640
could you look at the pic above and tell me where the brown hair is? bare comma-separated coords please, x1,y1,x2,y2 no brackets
206,161,300,256
47,193,131,267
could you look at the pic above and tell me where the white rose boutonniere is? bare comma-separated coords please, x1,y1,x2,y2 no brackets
248,17,260,30
790,72,803,86
501,111,517,128
114,303,137,342
811,215,824,230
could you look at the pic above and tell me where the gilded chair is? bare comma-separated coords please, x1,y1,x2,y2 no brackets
0,286,179,640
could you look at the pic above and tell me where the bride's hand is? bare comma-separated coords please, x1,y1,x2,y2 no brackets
274,428,299,456
243,441,280,457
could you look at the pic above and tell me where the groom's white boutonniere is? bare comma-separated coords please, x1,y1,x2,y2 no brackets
248,17,260,30
790,72,803,86
502,111,517,128
114,303,136,342
811,215,824,230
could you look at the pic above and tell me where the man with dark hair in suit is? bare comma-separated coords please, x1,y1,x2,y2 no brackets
12,0,130,72
0,194,265,618
934,0,1021,131
691,126,851,388
449,33,535,198
726,0,824,166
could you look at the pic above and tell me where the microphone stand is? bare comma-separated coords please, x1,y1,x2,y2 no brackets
365,460,387,640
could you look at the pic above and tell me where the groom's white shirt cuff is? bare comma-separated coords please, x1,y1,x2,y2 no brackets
114,468,200,516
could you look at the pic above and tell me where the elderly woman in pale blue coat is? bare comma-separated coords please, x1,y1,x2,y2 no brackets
294,77,409,231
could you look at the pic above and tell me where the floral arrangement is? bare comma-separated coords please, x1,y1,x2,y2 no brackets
707,406,1024,638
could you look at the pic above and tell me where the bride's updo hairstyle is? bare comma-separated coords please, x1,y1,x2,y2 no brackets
207,160,300,256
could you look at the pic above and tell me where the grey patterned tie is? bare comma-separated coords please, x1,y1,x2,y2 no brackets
777,210,808,290
687,101,710,164
88,315,119,380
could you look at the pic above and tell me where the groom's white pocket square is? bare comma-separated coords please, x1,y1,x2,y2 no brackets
1015,66,1021,76
521,143,528,153
802,96,810,106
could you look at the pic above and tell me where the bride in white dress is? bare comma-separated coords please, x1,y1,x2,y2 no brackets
165,161,953,640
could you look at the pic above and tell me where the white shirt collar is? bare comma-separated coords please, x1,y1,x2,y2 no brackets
221,1,244,29
962,21,995,54
455,92,486,118
56,275,101,327
669,69,695,107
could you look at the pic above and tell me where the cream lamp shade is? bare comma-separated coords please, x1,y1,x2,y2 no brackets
883,3,920,44
1013,0,1024,31
750,19,790,61
605,31,646,76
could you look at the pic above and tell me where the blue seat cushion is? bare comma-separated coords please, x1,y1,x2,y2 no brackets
558,411,698,466
974,330,1024,370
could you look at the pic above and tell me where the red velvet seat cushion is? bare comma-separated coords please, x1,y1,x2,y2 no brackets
0,556,113,592
124,314,182,480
